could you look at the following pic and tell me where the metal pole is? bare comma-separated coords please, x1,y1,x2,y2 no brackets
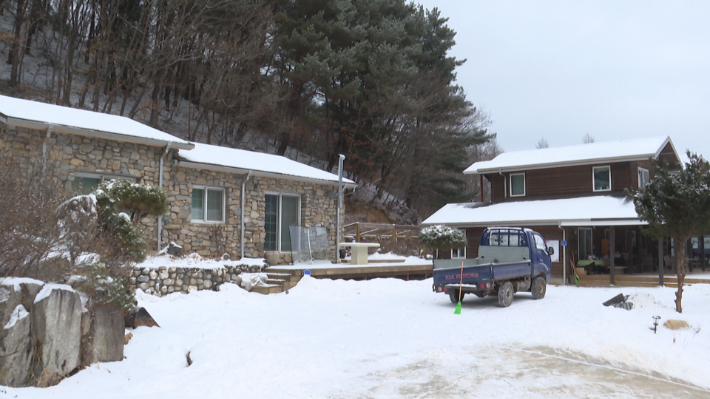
610,227,615,286
241,171,252,259
336,154,345,263
658,237,664,286
562,228,566,286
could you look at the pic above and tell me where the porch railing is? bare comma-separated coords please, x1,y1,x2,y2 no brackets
343,223,421,244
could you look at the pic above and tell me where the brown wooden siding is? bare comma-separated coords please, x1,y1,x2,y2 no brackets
489,161,640,202
658,142,680,169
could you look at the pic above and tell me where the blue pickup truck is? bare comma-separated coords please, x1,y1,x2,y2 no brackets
432,227,553,307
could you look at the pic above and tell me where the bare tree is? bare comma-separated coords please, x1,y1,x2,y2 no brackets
583,133,595,144
536,138,549,149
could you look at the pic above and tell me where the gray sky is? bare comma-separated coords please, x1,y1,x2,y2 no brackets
416,0,710,160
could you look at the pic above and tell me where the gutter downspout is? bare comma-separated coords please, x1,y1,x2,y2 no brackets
42,125,54,177
559,225,566,286
500,169,506,199
241,171,252,259
158,142,172,251
336,154,345,263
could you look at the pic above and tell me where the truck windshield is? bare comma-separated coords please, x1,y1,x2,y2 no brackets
533,233,547,251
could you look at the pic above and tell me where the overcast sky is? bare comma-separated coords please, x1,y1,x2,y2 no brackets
416,0,710,160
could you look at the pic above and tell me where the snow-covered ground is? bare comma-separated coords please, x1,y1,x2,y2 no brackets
4,279,710,398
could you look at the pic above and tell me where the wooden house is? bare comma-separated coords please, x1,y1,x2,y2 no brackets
422,136,705,285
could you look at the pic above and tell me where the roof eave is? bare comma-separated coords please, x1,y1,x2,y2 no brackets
4,116,195,150
465,155,656,174
177,160,357,188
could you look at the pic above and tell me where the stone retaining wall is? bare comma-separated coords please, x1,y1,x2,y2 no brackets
128,263,264,297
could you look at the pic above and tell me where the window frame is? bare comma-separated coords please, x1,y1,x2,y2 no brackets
509,173,526,197
451,229,467,259
191,185,226,224
71,172,136,193
264,192,302,252
592,165,612,192
638,167,650,189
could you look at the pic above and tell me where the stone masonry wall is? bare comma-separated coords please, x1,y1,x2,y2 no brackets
128,264,264,297
0,123,344,263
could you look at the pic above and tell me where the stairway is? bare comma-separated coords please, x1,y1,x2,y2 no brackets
249,269,302,295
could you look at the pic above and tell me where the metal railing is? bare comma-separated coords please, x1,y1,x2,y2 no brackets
343,222,421,244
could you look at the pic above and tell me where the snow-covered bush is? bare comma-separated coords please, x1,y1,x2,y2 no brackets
418,225,467,249
94,180,168,264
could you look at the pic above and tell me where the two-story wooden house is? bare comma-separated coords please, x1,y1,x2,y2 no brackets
423,136,684,284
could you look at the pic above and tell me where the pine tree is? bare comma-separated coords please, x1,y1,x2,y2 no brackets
630,152,710,313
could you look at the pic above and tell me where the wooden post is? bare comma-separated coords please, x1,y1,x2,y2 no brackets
356,223,361,243
658,237,664,287
610,226,615,286
701,235,706,272
391,224,396,246
480,175,484,203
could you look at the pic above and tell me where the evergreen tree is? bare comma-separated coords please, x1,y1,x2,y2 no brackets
630,152,710,313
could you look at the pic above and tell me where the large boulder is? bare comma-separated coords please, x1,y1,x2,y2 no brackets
31,286,82,383
0,304,34,387
87,306,125,363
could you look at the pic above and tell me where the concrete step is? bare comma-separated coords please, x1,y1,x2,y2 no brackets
266,278,287,285
266,272,295,282
251,284,284,295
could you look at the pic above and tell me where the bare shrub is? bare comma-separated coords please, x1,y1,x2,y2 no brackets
0,156,71,281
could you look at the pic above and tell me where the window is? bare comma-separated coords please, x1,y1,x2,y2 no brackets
638,167,649,189
451,229,467,259
191,187,225,223
71,173,134,194
578,228,593,260
533,233,547,251
592,166,611,191
487,229,527,247
510,173,525,197
264,193,301,252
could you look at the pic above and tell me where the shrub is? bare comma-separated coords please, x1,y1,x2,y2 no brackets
418,225,467,249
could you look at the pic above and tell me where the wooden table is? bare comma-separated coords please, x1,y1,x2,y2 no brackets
338,242,380,265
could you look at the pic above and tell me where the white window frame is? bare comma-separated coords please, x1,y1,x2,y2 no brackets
509,173,526,197
451,229,467,259
592,166,612,192
191,185,226,224
638,167,649,189
265,192,302,252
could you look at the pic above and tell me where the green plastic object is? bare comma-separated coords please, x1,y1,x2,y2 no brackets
454,301,462,314
575,275,579,285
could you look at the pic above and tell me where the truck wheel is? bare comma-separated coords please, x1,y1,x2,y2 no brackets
531,276,546,299
449,290,464,304
497,281,514,307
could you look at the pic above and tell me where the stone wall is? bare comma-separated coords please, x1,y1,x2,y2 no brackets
0,123,344,263
128,263,264,297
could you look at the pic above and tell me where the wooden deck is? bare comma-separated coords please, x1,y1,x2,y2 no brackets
574,273,710,288
267,261,433,281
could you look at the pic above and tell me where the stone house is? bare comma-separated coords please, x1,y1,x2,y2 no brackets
0,95,354,264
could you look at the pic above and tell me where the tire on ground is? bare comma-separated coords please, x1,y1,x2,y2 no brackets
498,281,514,307
531,276,546,299
449,290,464,304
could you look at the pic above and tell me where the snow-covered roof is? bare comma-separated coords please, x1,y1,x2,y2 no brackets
0,95,193,149
465,136,678,174
177,142,356,186
422,196,644,227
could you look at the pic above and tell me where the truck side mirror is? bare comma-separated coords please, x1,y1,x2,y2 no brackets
547,247,555,256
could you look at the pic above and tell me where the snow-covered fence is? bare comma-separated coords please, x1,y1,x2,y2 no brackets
128,263,265,297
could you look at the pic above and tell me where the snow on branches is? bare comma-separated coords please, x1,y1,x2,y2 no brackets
418,225,467,249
